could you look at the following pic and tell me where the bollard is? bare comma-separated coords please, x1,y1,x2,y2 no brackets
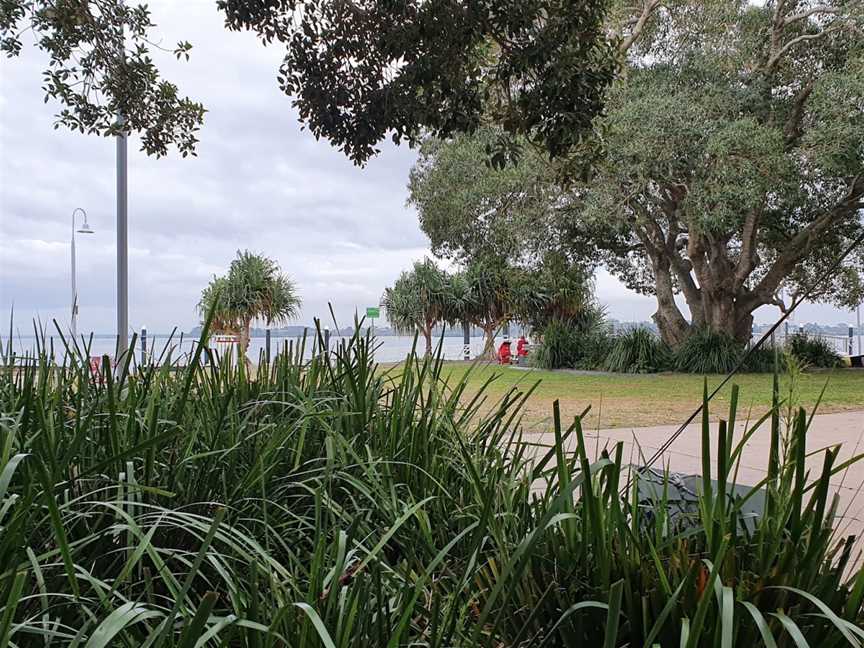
324,326,331,354
858,305,862,355
463,321,470,360
266,328,271,363
141,326,147,366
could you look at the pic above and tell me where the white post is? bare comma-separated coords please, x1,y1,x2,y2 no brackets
857,303,862,355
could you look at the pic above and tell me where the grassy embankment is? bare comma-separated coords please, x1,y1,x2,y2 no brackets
415,362,864,429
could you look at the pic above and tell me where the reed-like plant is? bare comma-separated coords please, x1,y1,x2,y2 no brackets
674,328,745,374
0,320,861,646
604,326,672,373
786,332,843,368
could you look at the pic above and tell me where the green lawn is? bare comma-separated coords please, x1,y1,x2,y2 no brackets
427,362,864,429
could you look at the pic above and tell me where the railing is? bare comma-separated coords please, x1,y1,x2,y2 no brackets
765,327,863,357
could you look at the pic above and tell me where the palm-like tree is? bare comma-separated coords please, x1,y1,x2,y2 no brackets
198,251,301,355
382,259,450,355
515,253,594,332
458,259,520,358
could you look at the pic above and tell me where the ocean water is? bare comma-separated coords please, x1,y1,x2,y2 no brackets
2,333,512,365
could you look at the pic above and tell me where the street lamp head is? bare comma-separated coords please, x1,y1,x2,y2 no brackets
73,208,94,234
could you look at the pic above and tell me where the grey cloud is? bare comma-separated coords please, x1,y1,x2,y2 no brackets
1,1,857,335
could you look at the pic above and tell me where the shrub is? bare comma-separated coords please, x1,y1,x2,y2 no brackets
604,326,671,373
532,319,583,369
741,342,787,373
674,328,743,374
578,323,615,369
0,324,861,645
673,329,791,375
532,309,613,370
786,332,842,368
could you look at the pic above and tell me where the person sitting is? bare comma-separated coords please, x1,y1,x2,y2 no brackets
516,335,529,361
497,339,512,365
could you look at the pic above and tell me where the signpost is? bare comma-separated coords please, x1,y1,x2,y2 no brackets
366,307,380,335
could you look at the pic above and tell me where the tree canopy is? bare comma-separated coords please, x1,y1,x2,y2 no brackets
217,0,615,165
409,0,864,347
569,0,864,346
381,259,451,355
198,250,301,354
2,1,205,156
408,128,563,267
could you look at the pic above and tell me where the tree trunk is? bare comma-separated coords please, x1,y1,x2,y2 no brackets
653,281,759,348
422,325,433,356
481,325,497,359
238,323,253,367
704,297,755,345
650,255,691,348
238,324,251,357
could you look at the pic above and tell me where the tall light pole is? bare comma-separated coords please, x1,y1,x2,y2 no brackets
116,0,129,358
70,208,95,339
117,115,128,356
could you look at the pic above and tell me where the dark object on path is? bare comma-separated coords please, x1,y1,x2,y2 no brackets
851,355,863,368
635,467,765,535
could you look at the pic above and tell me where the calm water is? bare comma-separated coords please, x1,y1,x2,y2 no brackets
6,331,857,365
2,333,511,364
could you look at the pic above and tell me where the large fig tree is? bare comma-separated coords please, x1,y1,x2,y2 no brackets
413,1,864,348
570,0,864,347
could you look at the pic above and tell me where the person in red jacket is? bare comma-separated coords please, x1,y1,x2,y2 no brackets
516,335,529,360
497,339,512,364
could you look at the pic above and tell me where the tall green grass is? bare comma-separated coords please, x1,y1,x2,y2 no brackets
786,332,843,368
0,324,862,646
604,327,672,373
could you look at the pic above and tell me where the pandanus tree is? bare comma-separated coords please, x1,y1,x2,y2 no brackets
198,250,301,356
457,259,522,359
382,259,451,355
516,253,596,333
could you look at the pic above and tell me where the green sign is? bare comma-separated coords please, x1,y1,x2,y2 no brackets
366,307,380,319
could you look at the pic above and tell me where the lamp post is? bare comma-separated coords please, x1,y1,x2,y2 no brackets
71,208,95,339
116,0,129,357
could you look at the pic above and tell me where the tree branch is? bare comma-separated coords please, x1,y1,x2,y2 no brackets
619,0,662,54
733,208,762,292
784,79,815,144
747,175,864,309
765,25,843,72
784,5,841,26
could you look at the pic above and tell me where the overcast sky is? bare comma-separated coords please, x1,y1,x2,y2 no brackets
0,1,858,336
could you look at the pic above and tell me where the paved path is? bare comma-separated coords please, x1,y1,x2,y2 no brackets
526,411,864,558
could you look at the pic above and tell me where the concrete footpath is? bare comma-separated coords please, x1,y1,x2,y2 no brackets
526,411,864,557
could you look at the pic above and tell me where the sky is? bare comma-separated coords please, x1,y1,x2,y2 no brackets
0,1,859,336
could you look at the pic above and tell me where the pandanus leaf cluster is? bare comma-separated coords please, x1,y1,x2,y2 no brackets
198,250,301,353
